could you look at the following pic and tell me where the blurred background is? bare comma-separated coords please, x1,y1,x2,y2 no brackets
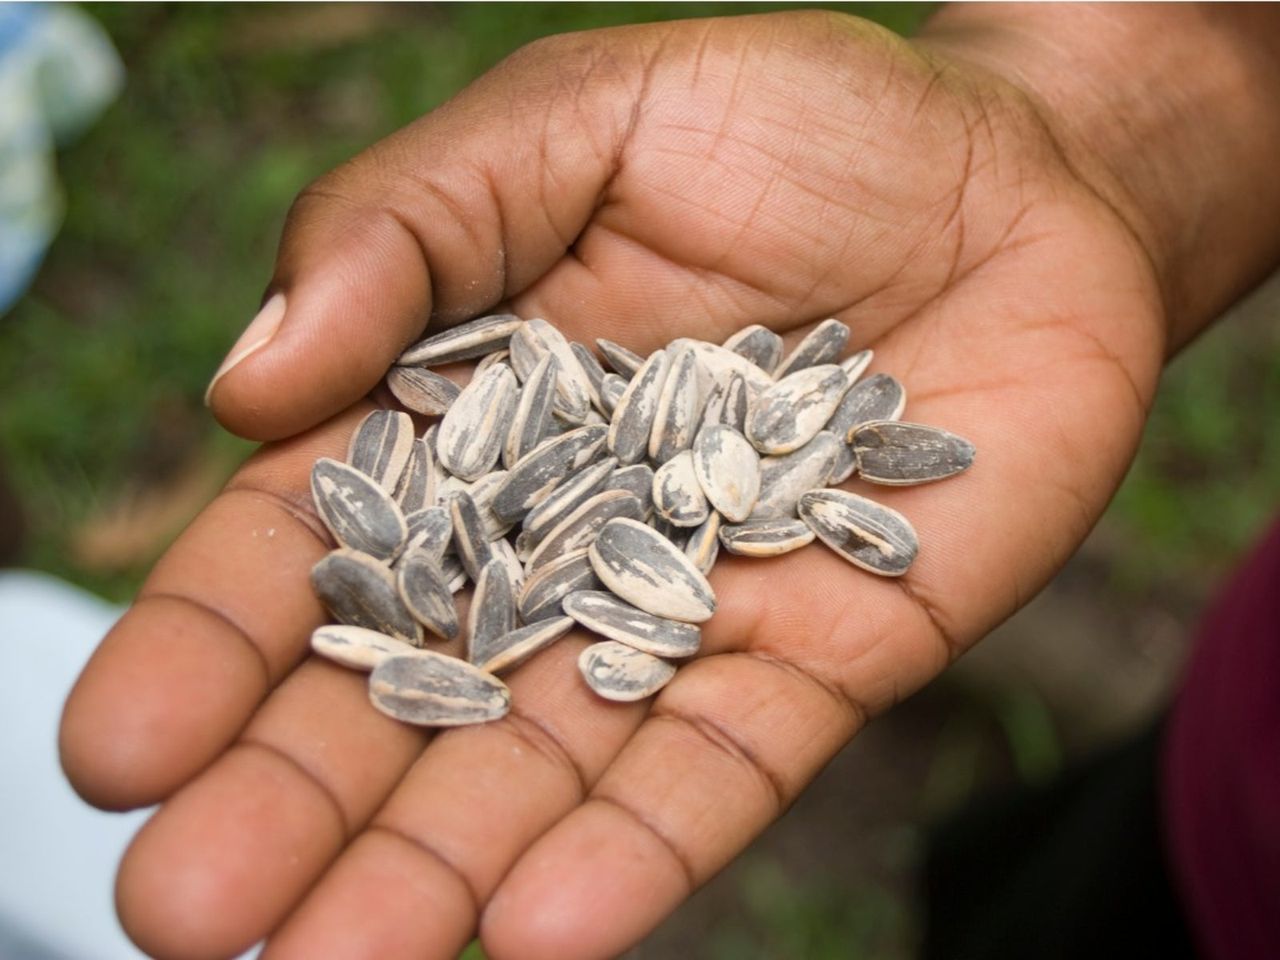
1,3,1277,958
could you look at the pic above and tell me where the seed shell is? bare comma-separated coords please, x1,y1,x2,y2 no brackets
578,641,676,702
347,409,416,493
437,363,518,480
596,339,644,378
651,450,710,528
564,590,700,659
606,349,670,465
649,345,703,463
828,372,906,438
521,456,618,546
385,366,460,415
311,457,408,561
401,505,452,561
525,318,594,424
798,489,919,576
772,318,850,378
396,551,461,640
746,364,849,455
722,325,784,372
719,517,815,557
472,616,576,674
683,511,722,575
310,624,422,671
851,420,976,485
468,469,516,540
518,547,601,623
468,559,517,661
393,437,431,513
526,489,645,572
692,424,760,522
492,424,609,521
839,349,874,383
489,537,526,595
603,463,655,518
668,338,774,396
446,490,493,582
474,348,511,376
571,341,608,412
588,517,716,623
699,371,748,433
502,352,559,472
750,432,844,519
370,652,510,726
311,549,423,645
397,313,523,367
599,373,627,416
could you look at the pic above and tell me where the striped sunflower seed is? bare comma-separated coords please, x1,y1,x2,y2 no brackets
851,420,976,485
489,537,526,595
699,371,748,433
468,468,516,540
468,559,517,661
369,652,510,726
746,363,849,455
570,341,608,413
564,590,701,659
722,324,783,372
521,456,618,546
393,437,431,513
401,505,452,561
526,318,594,424
492,423,609,522
526,489,644,572
607,348,671,465
750,431,844,520
798,489,918,576
602,463,655,519
596,338,644,378
828,372,906,438
311,457,407,561
440,553,468,593
347,409,416,493
773,318,850,378
652,449,710,528
396,550,461,640
385,366,460,416
448,490,492,582
683,511,722,575
471,616,575,675
518,547,600,623
397,313,523,367
839,348,874,383
719,517,815,557
437,363,518,480
310,624,422,672
578,641,676,702
311,548,423,645
649,345,703,463
692,424,760,523
668,338,774,396
589,517,716,622
474,348,511,376
598,373,627,417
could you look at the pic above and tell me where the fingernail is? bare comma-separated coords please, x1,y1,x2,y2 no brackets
204,293,287,406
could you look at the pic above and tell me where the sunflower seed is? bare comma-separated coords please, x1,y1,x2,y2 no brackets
468,469,516,540
668,338,774,395
798,489,918,576
683,511,721,575
722,325,784,372
750,432,844,520
402,505,452,561
827,439,859,486
772,318,850,378
719,517,815,557
578,641,676,702
489,537,526,594
652,450,710,527
518,547,600,623
369,652,510,726
437,363,518,480
648,345,703,463
521,456,618,546
526,489,645,572
746,364,850,455
310,624,422,671
347,410,416,493
447,490,493,581
607,348,670,465
468,559,517,660
395,551,461,640
589,517,716,622
472,616,576,675
851,421,976,485
397,313,523,367
650,515,691,551
435,475,470,505
311,549,423,645
492,424,609,521
525,318,593,423
422,424,445,497
563,590,700,658
839,349,874,383
571,341,608,411
474,348,511,376
692,424,760,522
828,372,906,437
393,437,431,513
699,371,748,433
311,458,408,561
508,321,544,382
602,463,655,519
599,373,627,416
385,366,461,416
596,339,644,378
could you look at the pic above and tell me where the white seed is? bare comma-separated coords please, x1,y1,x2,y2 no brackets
347,409,416,493
578,641,675,701
311,457,407,561
588,518,716,623
311,624,423,671
437,363,518,480
746,364,850,455
651,450,710,528
563,590,700,658
397,313,523,366
692,424,760,523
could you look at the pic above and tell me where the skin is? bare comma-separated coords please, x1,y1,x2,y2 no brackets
58,5,1280,959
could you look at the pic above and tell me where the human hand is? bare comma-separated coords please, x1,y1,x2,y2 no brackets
59,7,1280,959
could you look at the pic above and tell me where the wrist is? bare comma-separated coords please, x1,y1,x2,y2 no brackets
917,3,1280,349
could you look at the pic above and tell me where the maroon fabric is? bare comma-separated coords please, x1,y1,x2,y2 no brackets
1164,517,1280,959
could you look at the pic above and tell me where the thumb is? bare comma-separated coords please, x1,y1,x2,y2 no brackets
205,30,646,441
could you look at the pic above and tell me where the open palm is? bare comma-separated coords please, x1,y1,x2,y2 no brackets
61,12,1166,960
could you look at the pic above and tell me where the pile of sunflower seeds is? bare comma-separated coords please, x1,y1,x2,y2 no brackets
307,314,974,725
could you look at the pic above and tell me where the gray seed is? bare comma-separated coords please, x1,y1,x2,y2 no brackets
521,456,618,546
839,349,874,383
772,318,850,378
827,440,859,486
526,490,645,572
596,339,644,378
827,372,906,438
385,366,460,416
667,338,774,396
722,324,784,372
649,345,704,463
474,348,511,376
746,364,850,455
851,420,976,485
798,489,919,577
492,424,609,522
488,537,526,595
589,517,716,623
750,432,844,520
448,491,492,582
606,348,670,465
370,652,510,726
401,505,452,561
518,547,601,623
570,341,608,413
651,450,710,528
578,641,676,702
468,469,516,540
310,624,422,672
347,410,416,493
472,616,576,675
468,559,517,662
526,318,593,423
395,551,460,640
563,591,700,659
692,424,760,523
508,321,544,382
602,463,655,519
719,517,815,557
311,457,408,561
599,373,627,417
699,372,748,433
683,511,722,575
437,364,518,480
397,313,523,367
311,549,423,645
393,437,431,513
421,424,445,501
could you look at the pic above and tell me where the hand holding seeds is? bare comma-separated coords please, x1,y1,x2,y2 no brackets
59,9,1189,959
